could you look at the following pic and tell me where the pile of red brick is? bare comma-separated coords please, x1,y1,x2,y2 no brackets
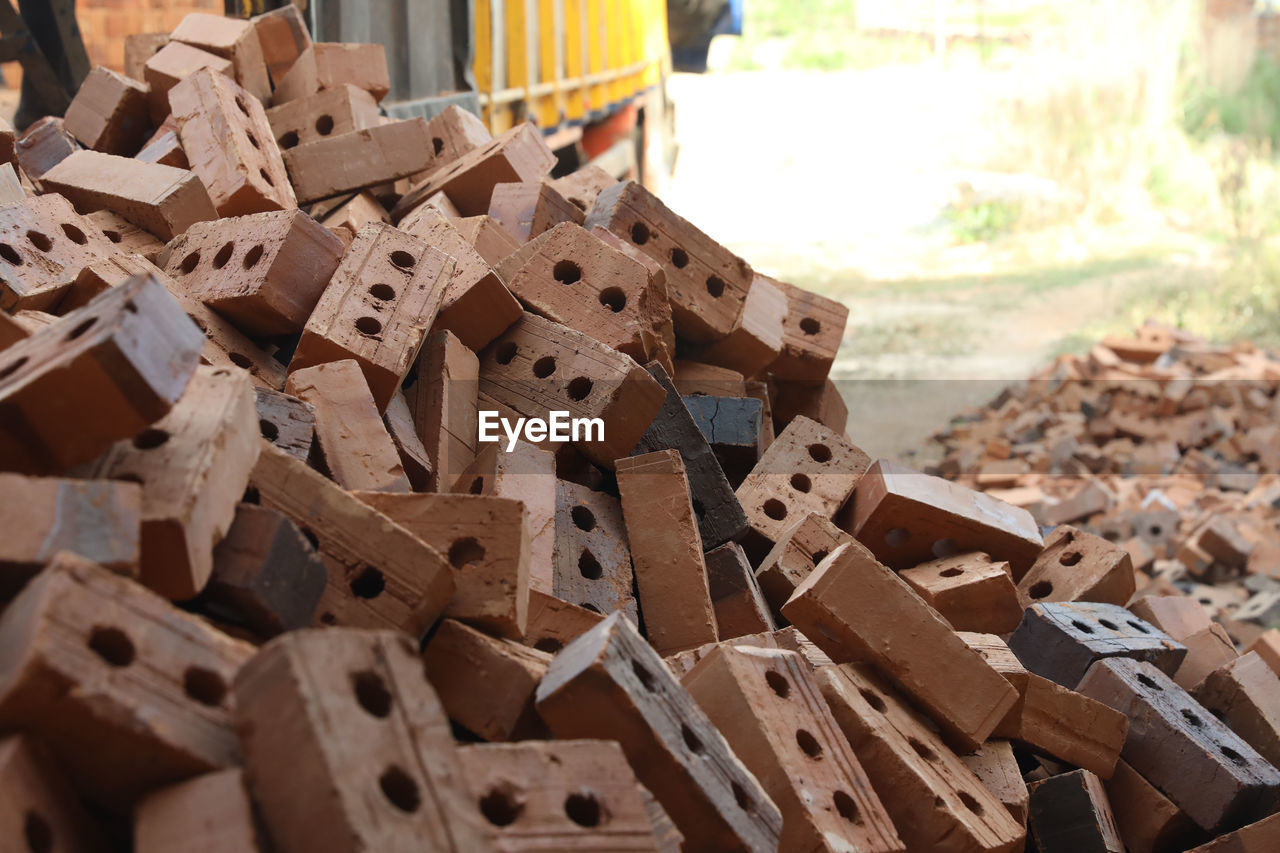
0,8,1277,852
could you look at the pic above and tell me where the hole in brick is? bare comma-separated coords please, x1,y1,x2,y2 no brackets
352,670,393,718
239,243,263,271
957,791,984,815
88,626,135,667
534,637,563,653
495,341,518,365
66,317,97,341
931,538,959,558
796,729,823,758
578,548,603,579
553,260,581,284
315,114,335,135
448,537,485,570
908,737,938,762
480,786,523,826
800,317,821,335
369,283,396,300
859,688,887,712
763,499,787,521
631,659,656,691
564,792,601,827
183,667,227,707
1136,673,1163,691
630,222,650,244
356,316,383,336
432,137,444,155
834,791,862,824
1182,709,1205,727
390,250,416,270
259,167,274,187
0,243,19,264
61,223,87,244
731,781,753,812
1098,619,1120,630
0,356,28,380
681,723,704,754
245,129,261,149
706,275,725,298
259,419,279,441
379,766,421,813
1059,551,1083,566
811,548,829,564
1029,580,1053,599
103,230,122,242
567,377,593,401
234,95,251,117
469,476,485,494
228,352,254,369
213,242,234,269
933,796,946,808
940,567,964,578
279,130,300,148
26,230,51,252
133,428,170,450
808,443,832,462
765,670,790,698
532,356,556,378
670,247,688,268
790,473,811,493
884,528,909,547
598,286,626,312
180,251,201,274
350,566,385,599
1071,620,1094,634
1221,746,1248,766
319,611,336,625
23,812,52,853
571,505,596,531
1128,620,1150,634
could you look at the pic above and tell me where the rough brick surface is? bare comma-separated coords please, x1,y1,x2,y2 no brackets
685,647,905,853
93,365,261,600
820,662,1024,853
0,273,203,474
553,479,637,622
291,223,454,411
170,68,296,216
782,539,1020,751
1077,657,1280,832
162,209,343,336
535,612,783,852
233,628,491,852
0,553,253,812
41,150,217,240
616,449,717,654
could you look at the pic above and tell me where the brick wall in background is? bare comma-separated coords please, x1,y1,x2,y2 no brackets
2,0,223,89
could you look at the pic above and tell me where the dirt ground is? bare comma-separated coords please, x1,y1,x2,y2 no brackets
663,67,1216,462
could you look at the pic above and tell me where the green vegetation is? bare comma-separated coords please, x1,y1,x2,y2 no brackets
1182,57,1280,151
1090,244,1280,349
944,200,1022,244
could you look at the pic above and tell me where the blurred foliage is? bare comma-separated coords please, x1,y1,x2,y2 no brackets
1097,244,1280,348
1182,57,1280,152
944,199,1022,243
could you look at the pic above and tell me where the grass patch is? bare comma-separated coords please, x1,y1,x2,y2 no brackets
945,199,1022,244
1078,245,1280,348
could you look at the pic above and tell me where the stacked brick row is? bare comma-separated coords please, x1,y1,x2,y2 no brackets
0,8,1277,851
